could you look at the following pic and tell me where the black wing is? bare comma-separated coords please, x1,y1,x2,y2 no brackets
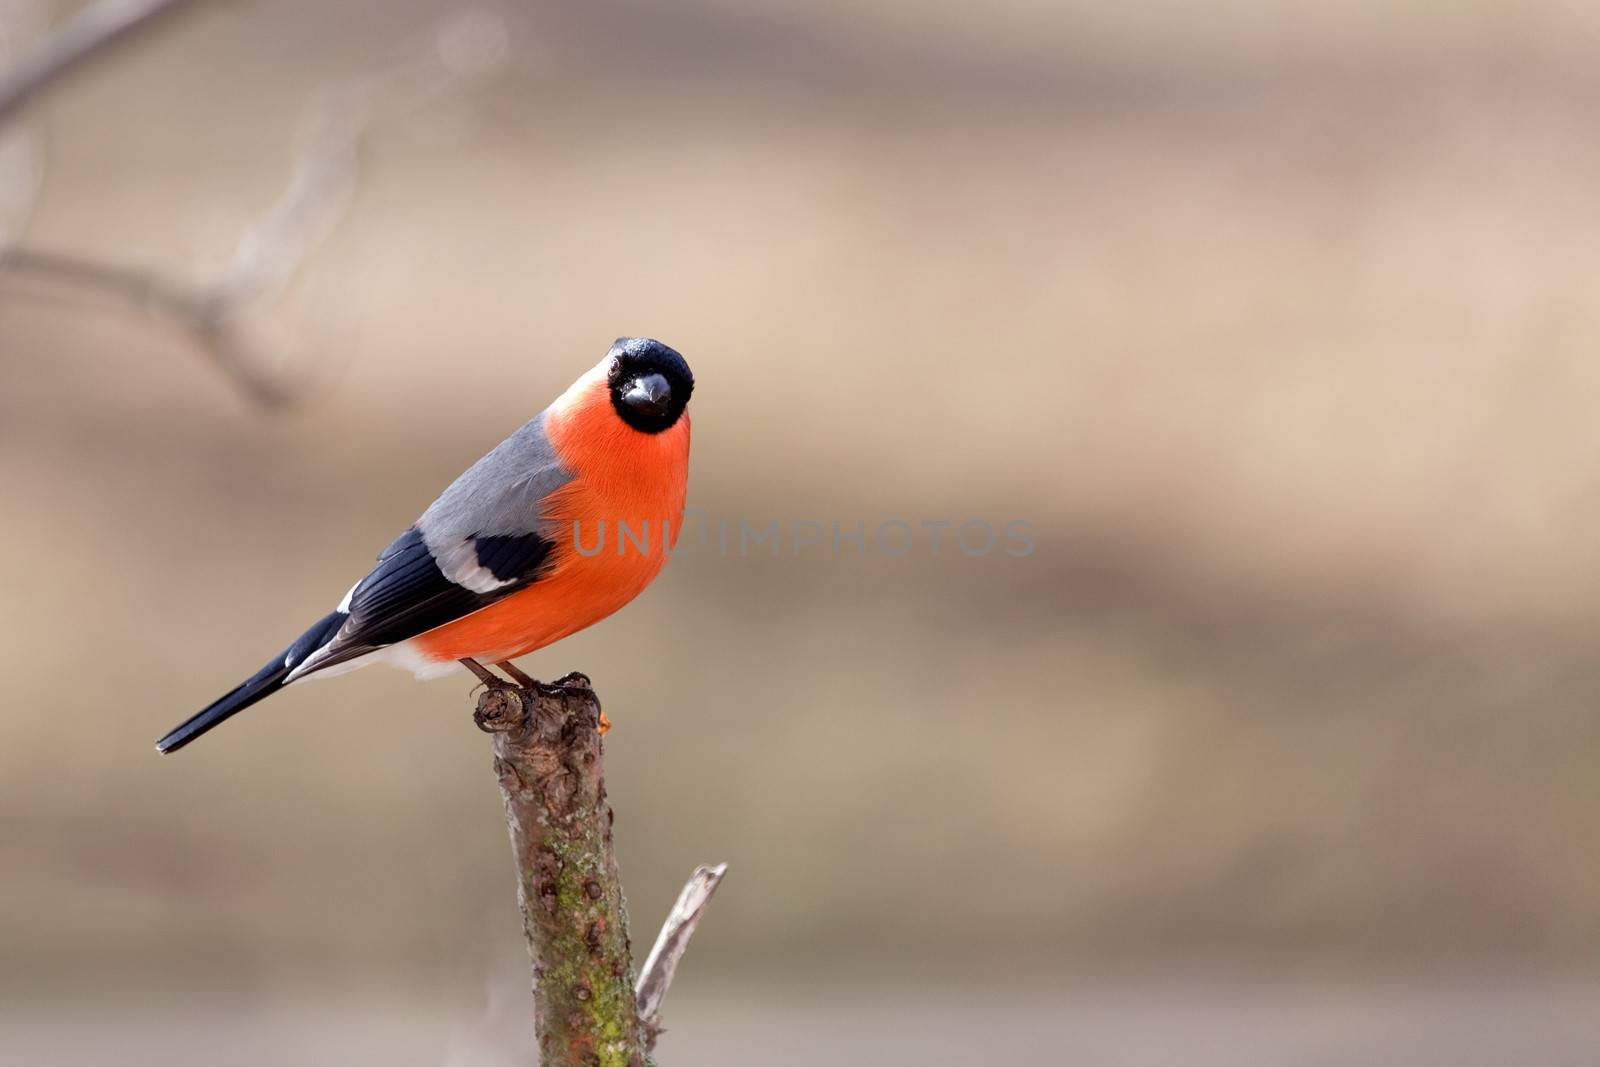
301,526,555,674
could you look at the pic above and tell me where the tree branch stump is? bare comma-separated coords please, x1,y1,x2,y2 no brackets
475,671,723,1066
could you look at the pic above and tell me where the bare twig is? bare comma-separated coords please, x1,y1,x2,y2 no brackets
0,7,511,405
635,863,728,1045
0,243,198,310
0,0,203,127
0,244,296,404
209,6,509,312
0,0,45,248
0,70,372,406
475,673,726,1066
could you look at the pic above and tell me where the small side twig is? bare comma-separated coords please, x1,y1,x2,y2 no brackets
635,863,728,1049
0,7,511,405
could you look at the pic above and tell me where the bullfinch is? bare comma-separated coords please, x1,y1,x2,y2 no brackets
156,337,693,754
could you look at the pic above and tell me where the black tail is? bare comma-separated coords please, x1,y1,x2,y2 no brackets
156,610,348,754
155,660,290,754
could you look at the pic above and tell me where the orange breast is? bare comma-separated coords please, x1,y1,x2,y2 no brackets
413,377,690,664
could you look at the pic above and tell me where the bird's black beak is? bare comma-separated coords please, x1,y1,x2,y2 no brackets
621,372,672,417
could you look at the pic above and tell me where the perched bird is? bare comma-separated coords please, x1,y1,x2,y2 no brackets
157,337,693,754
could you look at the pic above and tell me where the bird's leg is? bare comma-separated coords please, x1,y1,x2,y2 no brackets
463,658,529,733
494,660,539,689
460,657,504,687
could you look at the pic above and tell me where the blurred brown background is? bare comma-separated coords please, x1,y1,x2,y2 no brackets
3,1,1599,1063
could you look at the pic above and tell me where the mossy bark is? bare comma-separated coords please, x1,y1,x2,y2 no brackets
477,673,650,1067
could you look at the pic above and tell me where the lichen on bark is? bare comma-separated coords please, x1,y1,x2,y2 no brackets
478,673,651,1067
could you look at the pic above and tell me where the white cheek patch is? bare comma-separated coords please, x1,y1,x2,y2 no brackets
545,359,612,425
433,537,519,594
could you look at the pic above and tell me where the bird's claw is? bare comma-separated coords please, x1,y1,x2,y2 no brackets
473,685,525,733
532,672,592,700
494,660,539,688
467,662,602,735
549,671,592,691
534,672,606,735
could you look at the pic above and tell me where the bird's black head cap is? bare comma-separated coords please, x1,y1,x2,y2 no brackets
607,337,694,433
